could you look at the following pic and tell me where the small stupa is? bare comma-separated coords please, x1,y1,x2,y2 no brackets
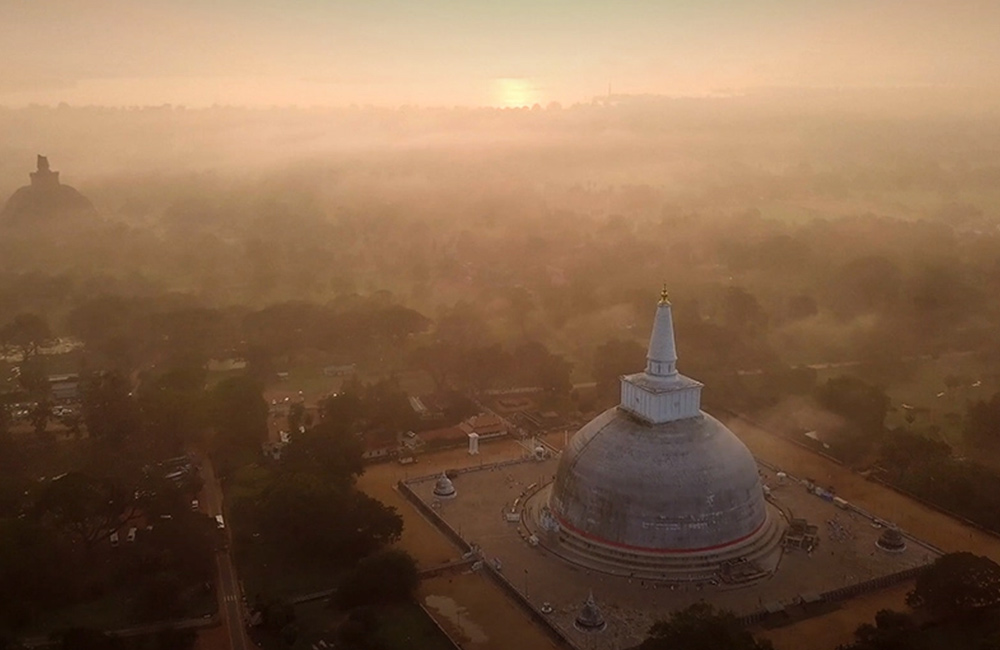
433,472,457,499
876,526,906,552
573,591,607,632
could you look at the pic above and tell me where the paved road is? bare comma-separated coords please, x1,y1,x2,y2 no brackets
197,452,253,650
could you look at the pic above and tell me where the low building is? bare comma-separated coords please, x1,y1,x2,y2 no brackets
459,413,508,440
207,358,247,372
417,426,466,448
323,364,356,377
48,373,80,402
361,430,401,460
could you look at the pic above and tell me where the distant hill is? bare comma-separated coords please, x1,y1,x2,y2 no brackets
1,155,95,224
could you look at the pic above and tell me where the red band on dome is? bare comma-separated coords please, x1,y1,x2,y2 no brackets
554,513,767,554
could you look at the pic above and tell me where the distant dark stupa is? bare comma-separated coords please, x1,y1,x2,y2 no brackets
2,155,95,223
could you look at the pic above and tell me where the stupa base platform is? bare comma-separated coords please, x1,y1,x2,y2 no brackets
523,484,785,585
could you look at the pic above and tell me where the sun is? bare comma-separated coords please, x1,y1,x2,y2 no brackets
491,77,539,108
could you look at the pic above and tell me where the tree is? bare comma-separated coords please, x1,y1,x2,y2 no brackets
367,305,430,342
0,313,53,361
0,517,79,629
639,602,773,650
787,294,818,321
454,344,511,392
907,552,1000,620
336,608,380,649
817,376,890,434
279,424,364,489
721,287,768,336
34,472,138,551
410,342,458,392
287,402,305,434
965,393,1000,447
243,344,277,385
435,302,488,351
506,286,536,334
254,476,400,560
362,378,418,432
66,296,143,372
256,597,295,631
30,398,50,438
209,376,268,460
137,512,217,584
317,390,364,434
138,366,208,454
831,256,902,317
879,428,951,469
149,307,226,368
337,549,419,609
81,370,140,444
511,341,571,396
139,572,184,618
847,609,917,650
17,355,49,396
0,400,10,447
593,338,646,401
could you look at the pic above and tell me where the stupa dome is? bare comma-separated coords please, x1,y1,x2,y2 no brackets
550,408,767,551
2,155,95,224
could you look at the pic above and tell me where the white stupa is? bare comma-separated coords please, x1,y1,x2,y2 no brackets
433,472,457,499
542,287,783,580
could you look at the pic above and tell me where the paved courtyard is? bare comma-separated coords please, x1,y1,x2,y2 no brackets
407,455,938,649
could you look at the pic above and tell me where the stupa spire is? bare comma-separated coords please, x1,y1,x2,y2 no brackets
645,286,678,377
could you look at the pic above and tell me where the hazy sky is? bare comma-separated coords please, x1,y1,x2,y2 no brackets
2,0,998,108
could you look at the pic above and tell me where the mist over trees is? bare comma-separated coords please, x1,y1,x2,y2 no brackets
4,92,1000,646
0,104,998,364
3,98,1000,475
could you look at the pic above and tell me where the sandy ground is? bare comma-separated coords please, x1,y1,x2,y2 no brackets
420,573,561,650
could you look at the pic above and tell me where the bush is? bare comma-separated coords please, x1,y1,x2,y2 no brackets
337,549,419,609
